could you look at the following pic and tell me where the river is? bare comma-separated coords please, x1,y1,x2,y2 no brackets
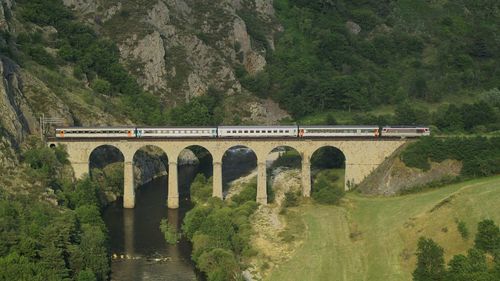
103,166,201,281
103,148,257,280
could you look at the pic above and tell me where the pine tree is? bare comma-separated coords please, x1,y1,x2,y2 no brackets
413,237,446,281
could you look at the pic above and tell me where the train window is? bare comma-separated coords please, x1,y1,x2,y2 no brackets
256,130,260,133
285,130,289,133
273,130,277,133
250,130,254,133
279,130,283,133
244,130,248,133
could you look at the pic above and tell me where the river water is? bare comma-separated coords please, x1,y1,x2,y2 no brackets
103,149,257,281
103,166,201,281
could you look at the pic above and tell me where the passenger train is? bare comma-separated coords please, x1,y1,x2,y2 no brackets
55,125,430,138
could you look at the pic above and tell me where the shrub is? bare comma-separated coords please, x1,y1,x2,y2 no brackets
91,79,112,96
474,219,500,254
283,191,300,207
412,237,446,281
159,218,179,245
190,174,212,203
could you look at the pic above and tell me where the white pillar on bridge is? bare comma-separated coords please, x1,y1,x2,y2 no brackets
256,161,267,205
301,152,311,197
123,160,135,208
168,161,179,209
212,161,223,199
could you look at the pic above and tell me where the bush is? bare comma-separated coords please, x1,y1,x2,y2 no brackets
197,248,241,281
412,237,446,281
91,79,112,96
190,174,212,203
456,220,469,240
159,218,179,245
283,191,300,207
312,170,344,205
474,219,500,254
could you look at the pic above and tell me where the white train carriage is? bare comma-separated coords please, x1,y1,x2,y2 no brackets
298,125,379,137
136,127,217,138
55,127,135,138
217,125,298,138
381,126,430,137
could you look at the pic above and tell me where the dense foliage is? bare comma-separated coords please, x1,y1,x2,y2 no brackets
13,0,165,124
182,174,259,281
0,144,109,281
401,136,500,177
159,218,179,245
413,220,500,281
312,169,345,205
241,0,500,119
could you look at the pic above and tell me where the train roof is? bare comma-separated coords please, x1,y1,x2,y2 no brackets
56,126,135,130
382,125,430,128
218,125,298,129
136,126,217,129
299,125,379,129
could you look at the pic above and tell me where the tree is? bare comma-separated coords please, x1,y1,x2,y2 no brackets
413,237,446,281
197,248,240,281
446,249,494,281
77,269,97,281
475,219,500,254
160,218,179,245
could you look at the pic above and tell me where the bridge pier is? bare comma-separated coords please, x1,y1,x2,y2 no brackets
72,162,89,179
301,153,311,197
257,161,267,205
168,161,179,209
212,161,223,199
123,161,135,208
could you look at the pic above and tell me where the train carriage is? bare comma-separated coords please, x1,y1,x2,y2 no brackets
381,126,430,137
217,125,298,138
298,125,380,137
55,127,135,138
136,127,217,138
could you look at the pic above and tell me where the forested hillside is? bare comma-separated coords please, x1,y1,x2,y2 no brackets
254,0,500,119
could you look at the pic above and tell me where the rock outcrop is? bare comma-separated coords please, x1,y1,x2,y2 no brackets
65,0,280,107
358,148,463,195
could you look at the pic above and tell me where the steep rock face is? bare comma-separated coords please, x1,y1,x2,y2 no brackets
64,0,279,105
0,57,33,143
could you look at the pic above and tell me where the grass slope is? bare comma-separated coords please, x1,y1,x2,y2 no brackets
267,175,500,281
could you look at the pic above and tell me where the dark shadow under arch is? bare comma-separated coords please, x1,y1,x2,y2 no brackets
222,145,257,199
310,145,346,199
177,145,214,199
266,145,303,203
89,145,125,201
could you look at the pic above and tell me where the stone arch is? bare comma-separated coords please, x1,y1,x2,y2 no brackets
177,145,214,199
310,145,347,194
88,144,126,206
266,145,303,203
89,144,125,173
222,145,262,202
132,144,168,191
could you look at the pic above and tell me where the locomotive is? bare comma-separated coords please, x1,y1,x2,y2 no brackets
55,125,430,138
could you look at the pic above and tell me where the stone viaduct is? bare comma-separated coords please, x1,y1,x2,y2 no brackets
48,138,406,209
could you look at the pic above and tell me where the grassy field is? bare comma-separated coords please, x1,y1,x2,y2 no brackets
267,175,500,281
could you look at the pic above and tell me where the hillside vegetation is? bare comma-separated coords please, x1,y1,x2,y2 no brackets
258,0,500,116
267,175,500,281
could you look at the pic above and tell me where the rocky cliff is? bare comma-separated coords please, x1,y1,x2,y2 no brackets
63,0,285,117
